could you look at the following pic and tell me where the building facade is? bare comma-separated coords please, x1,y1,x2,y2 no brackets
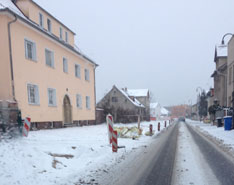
0,0,98,128
97,86,146,123
227,37,234,107
211,44,227,107
191,104,199,120
150,103,161,121
126,89,150,121
206,88,215,121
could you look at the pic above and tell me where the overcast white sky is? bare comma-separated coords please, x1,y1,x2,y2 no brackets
35,0,234,106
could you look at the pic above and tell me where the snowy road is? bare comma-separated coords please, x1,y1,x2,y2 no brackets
1,120,234,185
101,121,234,185
99,123,178,185
183,123,234,185
172,123,219,185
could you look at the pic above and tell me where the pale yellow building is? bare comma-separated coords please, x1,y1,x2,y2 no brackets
0,0,98,128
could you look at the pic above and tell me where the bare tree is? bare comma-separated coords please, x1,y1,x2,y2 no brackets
149,91,155,103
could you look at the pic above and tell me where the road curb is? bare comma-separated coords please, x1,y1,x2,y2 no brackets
187,123,234,162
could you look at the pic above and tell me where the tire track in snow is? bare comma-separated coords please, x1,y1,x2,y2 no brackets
172,123,220,185
186,123,234,185
138,123,178,185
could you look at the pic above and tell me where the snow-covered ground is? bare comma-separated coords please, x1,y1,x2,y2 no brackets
187,119,234,153
0,120,170,185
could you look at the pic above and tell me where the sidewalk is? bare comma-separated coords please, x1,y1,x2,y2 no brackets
0,120,169,185
187,120,234,153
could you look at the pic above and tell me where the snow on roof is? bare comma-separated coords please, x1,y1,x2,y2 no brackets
115,87,145,108
161,107,169,115
0,0,26,18
216,44,227,57
127,89,149,97
150,102,159,108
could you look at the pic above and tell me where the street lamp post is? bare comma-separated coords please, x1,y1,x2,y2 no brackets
221,33,233,45
196,87,203,95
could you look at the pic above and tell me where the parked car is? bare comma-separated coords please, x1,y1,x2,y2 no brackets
178,117,185,122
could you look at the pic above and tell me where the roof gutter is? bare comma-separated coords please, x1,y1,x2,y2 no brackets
7,14,17,100
30,0,76,35
94,65,97,124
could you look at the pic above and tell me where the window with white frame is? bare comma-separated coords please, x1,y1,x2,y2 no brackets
60,27,63,40
45,49,54,68
76,94,82,108
75,64,81,78
27,84,39,105
47,88,56,106
63,57,68,73
86,96,90,109
85,69,90,81
47,18,52,33
39,13,43,28
25,39,37,61
65,31,68,43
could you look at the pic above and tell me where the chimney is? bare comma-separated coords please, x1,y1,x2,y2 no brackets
122,87,127,92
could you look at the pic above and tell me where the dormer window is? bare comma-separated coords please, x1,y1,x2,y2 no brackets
60,27,63,40
47,18,52,33
39,13,43,28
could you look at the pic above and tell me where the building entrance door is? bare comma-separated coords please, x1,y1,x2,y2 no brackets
63,95,72,125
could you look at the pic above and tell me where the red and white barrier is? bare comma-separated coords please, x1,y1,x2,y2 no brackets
23,117,31,137
112,130,118,152
106,114,113,144
149,124,153,135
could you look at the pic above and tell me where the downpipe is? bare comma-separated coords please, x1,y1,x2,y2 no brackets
7,14,17,100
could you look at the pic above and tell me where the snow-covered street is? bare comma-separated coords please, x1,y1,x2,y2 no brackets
97,120,234,185
172,120,234,185
172,123,219,185
0,120,169,185
2,120,234,185
188,120,234,154
1,0,234,184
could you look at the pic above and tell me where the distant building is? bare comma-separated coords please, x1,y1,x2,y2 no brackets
169,105,189,118
97,86,147,123
0,0,98,128
127,88,150,121
150,103,161,121
191,104,199,120
150,103,169,121
211,44,227,107
207,88,214,117
161,107,169,117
